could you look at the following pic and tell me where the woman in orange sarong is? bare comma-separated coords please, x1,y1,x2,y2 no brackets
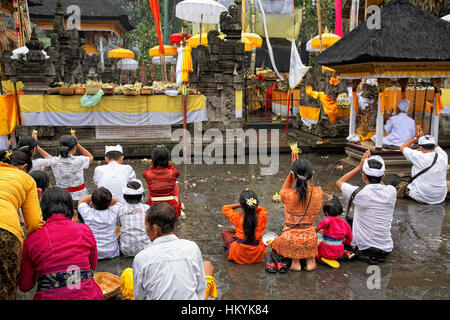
270,159,323,271
222,190,267,264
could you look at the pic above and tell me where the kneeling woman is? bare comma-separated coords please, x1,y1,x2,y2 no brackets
18,187,103,300
270,159,323,271
143,146,183,219
222,190,267,264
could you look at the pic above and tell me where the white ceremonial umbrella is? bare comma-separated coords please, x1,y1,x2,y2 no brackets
117,58,139,70
11,45,49,59
175,0,227,47
152,56,177,65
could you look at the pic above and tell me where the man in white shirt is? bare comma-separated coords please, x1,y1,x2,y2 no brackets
336,151,397,264
399,129,448,205
93,145,136,204
133,202,208,300
371,99,416,148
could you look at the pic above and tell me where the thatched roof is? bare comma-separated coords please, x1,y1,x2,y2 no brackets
315,0,450,66
29,0,133,31
28,0,43,6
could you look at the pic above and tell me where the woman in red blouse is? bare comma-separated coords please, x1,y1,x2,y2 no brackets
143,147,183,219
18,187,103,300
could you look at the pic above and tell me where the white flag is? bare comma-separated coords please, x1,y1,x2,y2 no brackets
289,40,310,90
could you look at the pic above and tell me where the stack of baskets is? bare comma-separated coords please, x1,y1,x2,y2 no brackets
140,88,153,95
123,88,138,96
59,86,75,96
102,87,115,95
74,86,86,95
93,272,121,300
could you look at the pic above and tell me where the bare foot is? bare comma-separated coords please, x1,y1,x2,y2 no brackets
305,258,316,271
290,259,301,271
181,202,185,210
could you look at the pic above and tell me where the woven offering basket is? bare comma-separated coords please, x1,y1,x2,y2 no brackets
102,87,114,95
74,87,86,95
140,88,153,95
46,87,60,95
86,84,101,95
123,89,138,96
94,272,121,300
59,87,75,96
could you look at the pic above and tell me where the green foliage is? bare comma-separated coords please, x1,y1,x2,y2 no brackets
119,0,184,66
295,0,336,42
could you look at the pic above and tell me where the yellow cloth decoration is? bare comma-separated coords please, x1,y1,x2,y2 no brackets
379,92,385,114
352,91,359,112
435,93,444,115
306,87,338,124
117,268,216,300
205,276,217,300
305,86,318,99
318,92,338,124
0,94,20,135
1,80,24,91
235,89,242,111
299,105,320,122
182,46,193,83
425,101,433,114
120,268,134,300
356,129,376,141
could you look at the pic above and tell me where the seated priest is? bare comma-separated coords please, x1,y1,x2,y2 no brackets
371,99,416,148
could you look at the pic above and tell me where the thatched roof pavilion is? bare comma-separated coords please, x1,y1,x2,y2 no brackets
314,0,449,161
316,0,450,79
29,0,133,38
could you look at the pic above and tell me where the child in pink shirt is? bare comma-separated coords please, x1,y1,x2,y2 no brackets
316,196,353,262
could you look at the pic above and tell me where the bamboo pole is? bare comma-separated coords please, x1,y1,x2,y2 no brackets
317,0,323,53
364,0,368,20
13,82,21,125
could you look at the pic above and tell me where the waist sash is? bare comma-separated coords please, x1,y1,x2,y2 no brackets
235,238,260,246
318,233,344,246
37,269,94,292
151,195,178,202
65,183,86,193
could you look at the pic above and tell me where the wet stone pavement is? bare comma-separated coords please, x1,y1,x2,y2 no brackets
17,153,449,300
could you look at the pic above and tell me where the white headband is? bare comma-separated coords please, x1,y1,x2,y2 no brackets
362,155,385,177
418,135,435,146
105,144,123,155
122,179,144,195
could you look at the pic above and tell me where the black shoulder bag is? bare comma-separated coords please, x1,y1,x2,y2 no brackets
396,152,439,198
345,186,364,228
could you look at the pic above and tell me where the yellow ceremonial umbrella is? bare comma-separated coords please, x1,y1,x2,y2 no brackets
108,48,135,59
187,33,226,48
149,45,178,57
310,28,341,50
83,44,97,55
